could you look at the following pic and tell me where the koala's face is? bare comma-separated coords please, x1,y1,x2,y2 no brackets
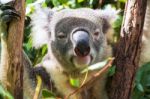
49,9,112,72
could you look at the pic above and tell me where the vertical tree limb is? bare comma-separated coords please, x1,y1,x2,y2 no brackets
109,0,147,99
4,0,25,98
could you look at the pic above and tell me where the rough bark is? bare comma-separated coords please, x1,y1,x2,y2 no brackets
4,0,25,98
109,0,147,99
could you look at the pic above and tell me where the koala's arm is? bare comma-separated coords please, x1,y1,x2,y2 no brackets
23,53,55,99
140,0,150,65
23,6,55,98
23,51,36,99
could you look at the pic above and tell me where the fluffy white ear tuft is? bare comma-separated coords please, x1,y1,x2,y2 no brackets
31,6,53,48
96,7,119,23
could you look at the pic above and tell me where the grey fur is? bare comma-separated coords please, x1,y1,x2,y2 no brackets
28,7,117,99
28,4,150,99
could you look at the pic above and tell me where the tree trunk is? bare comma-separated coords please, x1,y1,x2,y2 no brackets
2,0,25,98
109,0,147,99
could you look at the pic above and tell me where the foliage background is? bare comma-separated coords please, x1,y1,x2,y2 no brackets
0,0,150,99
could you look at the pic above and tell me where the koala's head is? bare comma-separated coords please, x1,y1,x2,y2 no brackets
31,7,117,72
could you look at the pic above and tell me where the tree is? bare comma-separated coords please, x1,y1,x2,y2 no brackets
109,0,147,99
0,0,25,98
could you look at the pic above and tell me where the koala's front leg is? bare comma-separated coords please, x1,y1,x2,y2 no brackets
0,3,20,87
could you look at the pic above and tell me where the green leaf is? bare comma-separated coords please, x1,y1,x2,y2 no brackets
42,2,48,7
132,62,150,99
0,85,14,99
42,45,48,55
113,15,123,28
119,0,127,3
108,66,116,76
58,0,68,4
77,0,84,3
81,59,108,73
26,0,34,4
136,83,144,92
42,89,56,98
52,0,60,6
69,78,80,88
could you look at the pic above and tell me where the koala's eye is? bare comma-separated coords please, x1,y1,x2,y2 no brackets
93,30,100,40
93,31,99,36
57,32,66,39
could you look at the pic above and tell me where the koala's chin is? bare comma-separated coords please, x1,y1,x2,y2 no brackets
72,55,92,69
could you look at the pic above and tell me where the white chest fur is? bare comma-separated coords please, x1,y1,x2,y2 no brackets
42,59,81,99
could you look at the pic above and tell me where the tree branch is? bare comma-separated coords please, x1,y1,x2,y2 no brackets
66,58,114,99
4,0,25,98
109,0,147,99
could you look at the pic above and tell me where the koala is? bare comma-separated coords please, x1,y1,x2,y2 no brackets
23,6,117,99
25,2,150,99
0,1,150,99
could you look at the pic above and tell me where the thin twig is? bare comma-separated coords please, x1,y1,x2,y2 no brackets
65,58,115,99
33,75,42,99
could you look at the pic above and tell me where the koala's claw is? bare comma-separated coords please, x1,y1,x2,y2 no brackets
0,5,20,23
0,4,14,10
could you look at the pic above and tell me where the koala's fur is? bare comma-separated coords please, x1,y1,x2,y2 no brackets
0,1,150,99
24,7,118,99
23,1,150,98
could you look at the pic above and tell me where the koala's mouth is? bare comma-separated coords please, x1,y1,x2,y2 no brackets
71,55,93,69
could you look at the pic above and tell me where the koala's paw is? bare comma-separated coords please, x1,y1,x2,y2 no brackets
33,67,51,89
0,4,20,23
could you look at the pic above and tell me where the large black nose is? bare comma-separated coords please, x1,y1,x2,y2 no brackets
72,31,90,57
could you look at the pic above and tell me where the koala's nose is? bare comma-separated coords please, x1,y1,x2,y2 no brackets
72,31,90,57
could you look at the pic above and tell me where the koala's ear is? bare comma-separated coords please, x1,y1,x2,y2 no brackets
31,6,54,48
95,8,119,33
95,8,119,43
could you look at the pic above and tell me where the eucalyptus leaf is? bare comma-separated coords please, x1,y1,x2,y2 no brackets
119,0,127,3
136,83,144,92
69,78,80,88
81,60,108,73
77,0,84,3
42,89,56,98
108,66,116,76
0,85,14,99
